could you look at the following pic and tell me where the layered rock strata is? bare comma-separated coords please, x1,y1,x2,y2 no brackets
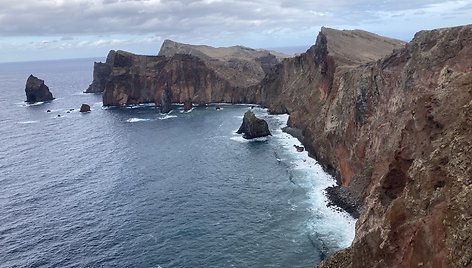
25,74,54,103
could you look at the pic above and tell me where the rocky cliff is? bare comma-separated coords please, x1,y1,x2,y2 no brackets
90,41,286,106
257,25,471,267
85,25,472,267
318,25,472,268
84,51,115,93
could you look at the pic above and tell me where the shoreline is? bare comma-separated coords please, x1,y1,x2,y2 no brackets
281,125,362,219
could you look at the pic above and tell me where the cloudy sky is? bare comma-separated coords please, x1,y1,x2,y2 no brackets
0,0,470,62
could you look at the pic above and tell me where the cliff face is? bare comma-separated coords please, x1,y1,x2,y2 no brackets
101,50,238,106
327,25,471,268
261,26,472,267
84,51,115,93
94,41,285,106
159,40,286,86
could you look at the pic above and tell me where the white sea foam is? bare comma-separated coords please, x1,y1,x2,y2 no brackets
24,101,44,106
72,92,87,96
270,113,356,250
126,118,152,123
17,120,39,124
158,115,177,120
230,133,269,143
181,108,194,113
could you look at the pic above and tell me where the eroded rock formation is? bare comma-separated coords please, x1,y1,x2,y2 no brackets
25,75,54,103
237,111,271,139
314,25,472,268
89,41,286,106
256,25,471,268
84,51,115,93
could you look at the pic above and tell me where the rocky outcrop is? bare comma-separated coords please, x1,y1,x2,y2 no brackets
236,111,271,139
253,25,472,267
160,83,172,113
25,75,54,103
158,40,287,86
84,51,115,93
92,41,287,106
79,104,91,113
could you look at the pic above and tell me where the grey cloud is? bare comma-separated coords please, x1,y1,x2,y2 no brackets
0,0,427,37
0,0,469,42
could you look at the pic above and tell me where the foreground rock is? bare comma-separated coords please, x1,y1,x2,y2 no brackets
236,111,271,139
25,75,54,103
79,104,91,113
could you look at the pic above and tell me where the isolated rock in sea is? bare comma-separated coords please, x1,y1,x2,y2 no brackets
237,111,271,139
293,145,304,152
79,104,91,113
183,100,193,111
160,83,172,113
25,75,54,103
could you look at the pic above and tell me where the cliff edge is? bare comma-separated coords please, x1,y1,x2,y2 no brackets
314,24,472,268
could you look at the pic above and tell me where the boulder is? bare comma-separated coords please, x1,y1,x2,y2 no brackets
294,145,305,152
25,75,54,103
80,104,91,113
237,111,271,139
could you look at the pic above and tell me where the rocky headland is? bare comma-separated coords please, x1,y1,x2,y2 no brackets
86,24,472,267
25,74,54,103
86,41,287,106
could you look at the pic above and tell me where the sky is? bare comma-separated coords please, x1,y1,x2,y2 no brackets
0,0,471,62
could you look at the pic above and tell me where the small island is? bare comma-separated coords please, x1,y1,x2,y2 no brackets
25,74,54,103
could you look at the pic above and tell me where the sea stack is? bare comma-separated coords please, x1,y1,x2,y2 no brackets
237,111,271,139
160,83,172,113
79,104,91,113
25,75,54,103
183,100,193,112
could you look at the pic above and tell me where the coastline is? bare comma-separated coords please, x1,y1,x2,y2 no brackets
281,125,361,219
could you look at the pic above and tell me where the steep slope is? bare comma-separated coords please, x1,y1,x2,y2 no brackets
87,41,286,105
321,27,406,67
315,25,472,268
101,50,235,106
255,25,471,267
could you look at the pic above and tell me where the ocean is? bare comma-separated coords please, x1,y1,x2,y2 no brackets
0,58,355,268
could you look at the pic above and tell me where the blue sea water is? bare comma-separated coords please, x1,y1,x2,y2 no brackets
0,58,355,268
